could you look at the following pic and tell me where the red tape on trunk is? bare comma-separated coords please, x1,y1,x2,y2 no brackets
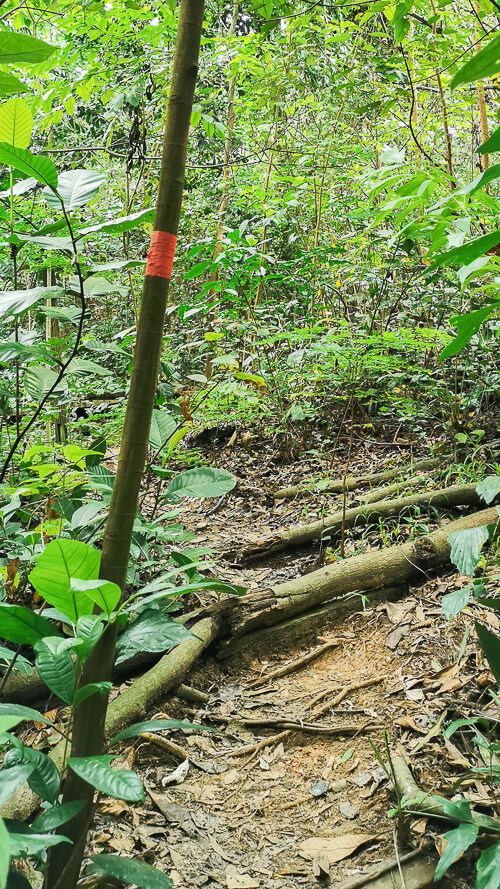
145,230,177,279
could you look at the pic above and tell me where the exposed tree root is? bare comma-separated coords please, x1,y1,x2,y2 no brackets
229,482,482,561
273,456,440,501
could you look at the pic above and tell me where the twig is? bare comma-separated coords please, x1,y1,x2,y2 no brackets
138,731,191,761
335,850,421,889
247,639,340,687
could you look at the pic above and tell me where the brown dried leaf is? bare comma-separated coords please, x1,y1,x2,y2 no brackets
298,832,376,864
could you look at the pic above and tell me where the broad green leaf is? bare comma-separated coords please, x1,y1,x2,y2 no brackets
434,822,478,880
0,144,57,187
109,718,210,746
68,756,144,801
90,258,145,272
70,501,105,529
25,365,65,401
441,305,500,360
23,748,60,803
43,168,105,210
149,410,177,450
0,716,22,735
0,286,63,318
35,641,76,704
476,840,500,889
476,476,500,506
0,764,36,807
78,208,155,238
441,587,470,619
0,646,32,675
75,615,106,660
16,232,73,252
29,539,100,622
480,125,500,155
31,800,84,832
451,33,500,89
448,526,490,576
69,578,120,615
445,717,491,739
163,467,235,501
0,30,55,64
86,854,172,889
0,818,8,889
0,176,37,198
0,704,57,728
73,681,111,709
0,74,28,97
6,825,70,858
475,623,500,686
0,99,32,149
0,605,61,646
115,610,193,665
429,232,500,269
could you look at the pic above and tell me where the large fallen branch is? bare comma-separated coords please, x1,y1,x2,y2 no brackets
228,482,482,561
273,456,440,501
226,505,499,638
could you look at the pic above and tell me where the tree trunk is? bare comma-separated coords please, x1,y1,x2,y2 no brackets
44,3,205,887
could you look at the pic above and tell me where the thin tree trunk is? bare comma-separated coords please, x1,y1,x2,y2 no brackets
44,3,205,887
475,2,490,172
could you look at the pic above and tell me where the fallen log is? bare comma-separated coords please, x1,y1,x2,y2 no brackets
226,505,500,639
231,482,482,561
273,456,440,501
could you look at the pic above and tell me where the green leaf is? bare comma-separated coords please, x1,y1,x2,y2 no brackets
70,501,105,529
6,824,70,859
476,476,500,506
43,168,105,210
0,144,57,187
447,526,490,575
475,623,500,686
0,99,32,149
0,716,22,735
479,125,500,155
0,74,28,97
149,410,177,450
163,467,236,501
69,578,120,617
0,30,55,63
25,365,65,401
0,605,61,646
115,610,193,665
442,587,470,619
434,822,478,881
477,840,500,889
78,208,155,238
86,854,172,889
16,232,73,252
68,756,144,802
35,641,76,704
441,305,500,360
451,33,500,90
0,764,36,808
74,616,106,660
0,819,8,889
31,800,84,832
430,232,500,269
29,539,101,622
0,704,58,728
73,681,112,709
0,286,63,318
23,748,60,803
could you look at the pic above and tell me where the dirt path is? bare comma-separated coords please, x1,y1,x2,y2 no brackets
91,433,494,887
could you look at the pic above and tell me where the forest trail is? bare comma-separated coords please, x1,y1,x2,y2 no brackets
85,433,491,889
